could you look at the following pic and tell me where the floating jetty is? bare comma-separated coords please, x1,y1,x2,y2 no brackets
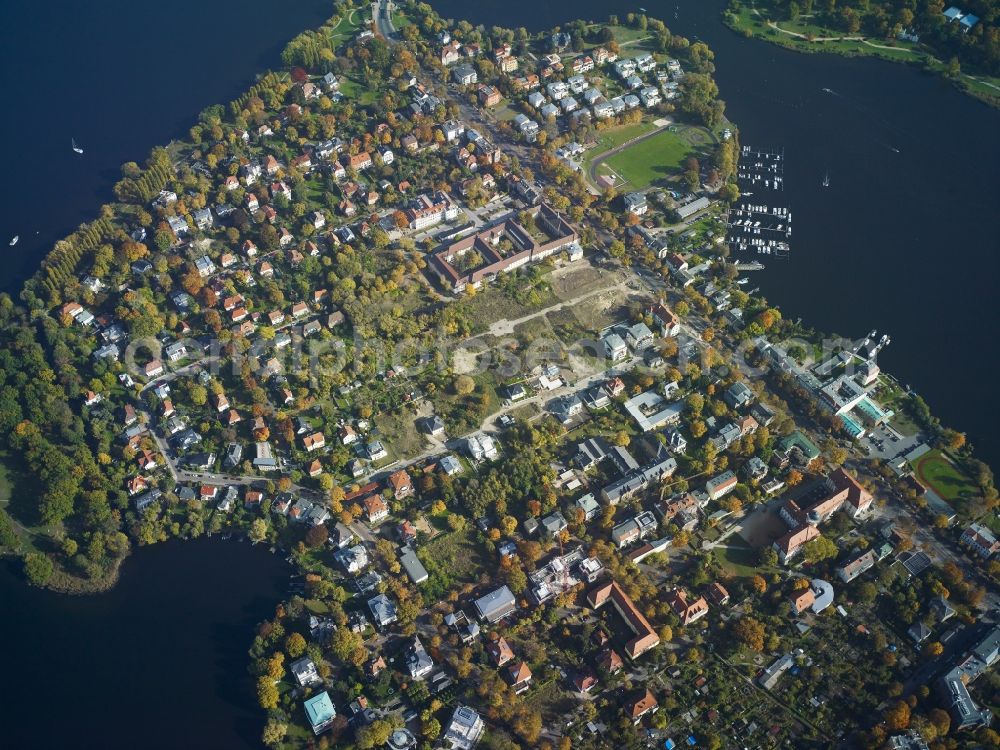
727,146,792,257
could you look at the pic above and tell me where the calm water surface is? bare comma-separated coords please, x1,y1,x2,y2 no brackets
0,538,289,749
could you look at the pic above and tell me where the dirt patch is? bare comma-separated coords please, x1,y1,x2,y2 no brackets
572,286,635,331
737,505,789,549
414,515,442,541
551,265,621,300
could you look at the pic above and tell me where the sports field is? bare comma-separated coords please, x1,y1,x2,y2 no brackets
600,126,708,190
910,449,977,502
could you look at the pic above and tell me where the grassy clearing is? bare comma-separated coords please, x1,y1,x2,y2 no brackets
603,128,694,189
459,285,558,332
390,10,409,29
419,526,489,599
512,317,552,342
374,409,428,460
910,450,978,502
328,10,363,48
509,402,542,421
338,76,378,106
717,541,763,578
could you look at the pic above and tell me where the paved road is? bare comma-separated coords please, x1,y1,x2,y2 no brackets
372,0,397,41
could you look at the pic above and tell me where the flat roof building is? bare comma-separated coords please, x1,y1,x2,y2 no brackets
474,585,517,623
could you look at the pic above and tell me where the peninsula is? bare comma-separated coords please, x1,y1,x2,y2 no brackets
0,2,996,749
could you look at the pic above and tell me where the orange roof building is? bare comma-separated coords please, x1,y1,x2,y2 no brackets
587,580,660,659
665,588,709,626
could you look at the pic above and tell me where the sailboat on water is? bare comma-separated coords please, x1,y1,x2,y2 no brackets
72,138,84,155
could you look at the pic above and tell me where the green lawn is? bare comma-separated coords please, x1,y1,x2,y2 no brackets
717,541,768,578
418,527,489,600
602,128,694,190
590,122,656,161
338,76,378,106
328,9,363,47
910,450,978,502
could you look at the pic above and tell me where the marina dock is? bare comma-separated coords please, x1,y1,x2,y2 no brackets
727,146,792,257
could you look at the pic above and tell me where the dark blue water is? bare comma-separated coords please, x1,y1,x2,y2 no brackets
1,538,289,749
435,0,1000,470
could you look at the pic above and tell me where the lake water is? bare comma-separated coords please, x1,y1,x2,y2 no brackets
0,537,289,748
0,0,997,744
0,0,331,293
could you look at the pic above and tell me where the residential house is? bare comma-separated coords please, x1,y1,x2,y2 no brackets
442,705,485,750
400,547,428,585
486,635,514,666
367,593,398,629
625,689,659,724
302,432,326,452
290,657,322,687
837,550,877,583
665,588,709,625
790,587,816,615
363,494,389,524
387,469,413,499
506,661,532,694
405,637,435,680
725,381,756,410
961,522,1000,558
705,471,738,501
303,692,337,735
706,582,731,606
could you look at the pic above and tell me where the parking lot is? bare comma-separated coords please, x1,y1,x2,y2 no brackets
861,420,922,461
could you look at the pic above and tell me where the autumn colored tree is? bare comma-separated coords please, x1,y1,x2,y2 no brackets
256,676,279,709
884,700,911,732
732,616,766,652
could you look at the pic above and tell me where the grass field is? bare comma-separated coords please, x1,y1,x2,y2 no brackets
582,121,656,175
602,128,694,189
910,450,978,502
328,9,363,48
717,541,764,578
374,409,427,460
338,76,378,106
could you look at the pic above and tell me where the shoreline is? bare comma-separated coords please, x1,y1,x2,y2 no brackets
723,6,1000,109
